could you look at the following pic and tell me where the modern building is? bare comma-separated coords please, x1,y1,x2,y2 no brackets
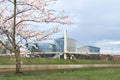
76,46,100,59
77,46,100,53
55,37,76,52
26,43,58,52
37,43,58,52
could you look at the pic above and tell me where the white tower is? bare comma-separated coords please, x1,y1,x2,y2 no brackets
64,29,67,59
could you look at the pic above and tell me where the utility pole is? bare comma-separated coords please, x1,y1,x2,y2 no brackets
64,29,67,59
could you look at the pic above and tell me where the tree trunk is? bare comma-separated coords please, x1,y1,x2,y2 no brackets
15,49,22,74
13,0,22,74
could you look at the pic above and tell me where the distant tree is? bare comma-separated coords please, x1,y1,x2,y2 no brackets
0,0,72,74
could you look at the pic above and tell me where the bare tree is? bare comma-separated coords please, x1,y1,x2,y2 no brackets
0,0,72,74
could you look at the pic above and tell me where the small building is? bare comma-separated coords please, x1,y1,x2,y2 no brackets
76,46,100,59
55,37,76,52
77,46,100,53
113,55,120,60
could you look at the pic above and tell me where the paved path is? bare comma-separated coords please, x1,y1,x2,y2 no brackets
0,64,120,72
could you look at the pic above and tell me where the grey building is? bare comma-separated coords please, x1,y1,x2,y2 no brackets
0,45,11,55
77,46,100,53
0,45,6,54
0,40,11,55
67,38,76,52
55,38,76,52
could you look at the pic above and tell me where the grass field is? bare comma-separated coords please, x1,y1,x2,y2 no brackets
0,67,120,80
0,56,120,80
0,56,120,65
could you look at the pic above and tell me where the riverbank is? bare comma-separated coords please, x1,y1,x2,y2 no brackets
0,67,120,80
0,64,120,72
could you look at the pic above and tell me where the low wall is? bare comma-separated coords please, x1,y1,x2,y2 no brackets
0,64,120,72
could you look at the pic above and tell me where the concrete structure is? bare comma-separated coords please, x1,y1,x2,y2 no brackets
64,29,67,59
77,46,100,53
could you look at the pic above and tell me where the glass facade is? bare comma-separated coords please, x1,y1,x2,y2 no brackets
26,38,76,53
37,43,58,52
55,38,76,52
26,43,58,52
55,38,64,52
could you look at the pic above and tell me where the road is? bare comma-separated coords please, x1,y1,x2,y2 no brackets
0,64,120,72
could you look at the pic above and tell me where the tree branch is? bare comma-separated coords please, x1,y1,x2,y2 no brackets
3,8,31,23
8,0,14,4
16,19,69,26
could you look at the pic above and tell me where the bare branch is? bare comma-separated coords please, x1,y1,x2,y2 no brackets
0,27,14,46
3,8,31,23
8,0,14,4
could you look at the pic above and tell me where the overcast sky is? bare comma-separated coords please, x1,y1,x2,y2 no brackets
52,0,120,51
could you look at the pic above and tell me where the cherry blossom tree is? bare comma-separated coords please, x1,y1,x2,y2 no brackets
0,0,72,73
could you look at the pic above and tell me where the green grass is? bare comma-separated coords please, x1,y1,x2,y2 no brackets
0,56,16,65
0,67,120,80
0,56,120,65
22,57,120,65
